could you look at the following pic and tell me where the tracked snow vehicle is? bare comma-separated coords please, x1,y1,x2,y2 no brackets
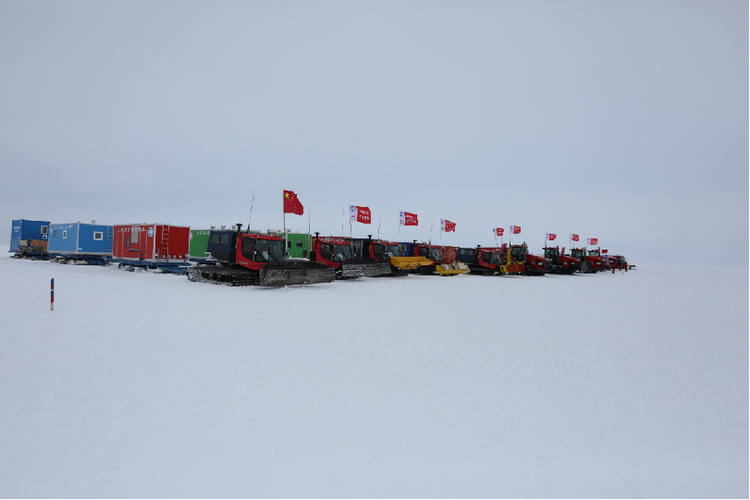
187,228,334,286
309,234,392,279
457,246,505,275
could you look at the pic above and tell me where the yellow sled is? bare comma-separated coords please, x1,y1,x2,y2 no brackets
390,256,435,271
436,262,470,276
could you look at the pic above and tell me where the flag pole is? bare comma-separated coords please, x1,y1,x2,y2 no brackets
283,195,287,257
378,216,381,240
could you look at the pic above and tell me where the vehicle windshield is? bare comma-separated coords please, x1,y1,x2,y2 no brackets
570,249,584,259
254,238,284,263
332,244,352,262
419,247,442,261
510,246,526,262
544,248,558,259
374,243,401,259
482,252,502,265
588,250,599,256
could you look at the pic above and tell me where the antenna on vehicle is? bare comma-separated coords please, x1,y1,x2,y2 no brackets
247,190,256,233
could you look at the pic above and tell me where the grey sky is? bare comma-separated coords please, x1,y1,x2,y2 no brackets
1,1,747,264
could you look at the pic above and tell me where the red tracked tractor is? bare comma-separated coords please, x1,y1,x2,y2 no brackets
543,246,579,274
187,226,335,286
457,245,505,275
309,233,392,279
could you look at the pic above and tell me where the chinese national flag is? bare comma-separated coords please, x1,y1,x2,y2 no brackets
350,205,371,224
547,232,557,241
400,211,418,226
494,228,504,236
571,233,580,242
283,190,304,215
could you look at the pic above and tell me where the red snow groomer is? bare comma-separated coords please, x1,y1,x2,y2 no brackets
309,233,392,279
457,245,505,275
543,246,579,274
569,247,605,273
188,229,335,286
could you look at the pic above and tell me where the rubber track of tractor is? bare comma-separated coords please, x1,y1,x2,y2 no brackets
260,261,336,286
187,265,260,286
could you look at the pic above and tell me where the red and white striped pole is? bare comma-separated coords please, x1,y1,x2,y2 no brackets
50,278,54,311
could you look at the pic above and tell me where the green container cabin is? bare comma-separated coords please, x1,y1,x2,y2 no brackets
189,229,212,261
281,232,312,259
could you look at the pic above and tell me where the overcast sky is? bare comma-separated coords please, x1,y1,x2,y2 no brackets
1,1,747,264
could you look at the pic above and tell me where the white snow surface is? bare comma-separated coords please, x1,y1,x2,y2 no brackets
0,257,747,498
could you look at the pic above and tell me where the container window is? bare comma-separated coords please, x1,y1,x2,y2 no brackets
296,239,303,248
94,232,103,241
53,230,58,239
125,237,131,247
131,226,139,244
41,225,48,234
63,230,68,239
220,234,230,245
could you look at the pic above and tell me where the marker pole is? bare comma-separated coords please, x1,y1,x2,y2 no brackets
50,278,54,312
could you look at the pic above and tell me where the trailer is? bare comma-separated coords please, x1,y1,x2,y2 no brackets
10,219,50,258
48,222,113,265
112,223,191,273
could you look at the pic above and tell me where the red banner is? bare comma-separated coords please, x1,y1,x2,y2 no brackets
571,233,580,242
547,232,557,241
283,190,304,215
510,225,521,234
441,219,456,232
350,205,371,224
494,228,504,236
602,249,608,254
587,237,598,245
400,211,418,226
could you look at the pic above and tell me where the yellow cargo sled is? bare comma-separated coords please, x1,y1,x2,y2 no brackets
436,262,470,276
389,255,435,271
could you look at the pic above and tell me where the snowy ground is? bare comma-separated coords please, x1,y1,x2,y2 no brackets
0,257,747,498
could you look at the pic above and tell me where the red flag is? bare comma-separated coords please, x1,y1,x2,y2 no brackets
494,228,504,236
602,249,608,254
510,225,521,234
587,237,598,245
350,205,371,224
283,190,304,215
547,232,557,241
571,233,580,242
441,219,456,232
400,211,418,226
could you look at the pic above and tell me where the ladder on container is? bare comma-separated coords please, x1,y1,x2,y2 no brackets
160,225,170,262
106,227,114,256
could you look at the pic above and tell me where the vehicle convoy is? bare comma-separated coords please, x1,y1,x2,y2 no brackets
187,227,335,286
568,247,605,273
457,246,505,275
309,234,392,279
414,243,470,276
543,246,579,274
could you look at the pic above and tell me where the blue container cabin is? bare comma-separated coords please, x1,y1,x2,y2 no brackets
48,222,113,264
10,219,50,256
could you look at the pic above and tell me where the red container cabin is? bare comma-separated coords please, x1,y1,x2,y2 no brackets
112,224,190,264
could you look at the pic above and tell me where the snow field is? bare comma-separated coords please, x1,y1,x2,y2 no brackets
0,258,747,498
